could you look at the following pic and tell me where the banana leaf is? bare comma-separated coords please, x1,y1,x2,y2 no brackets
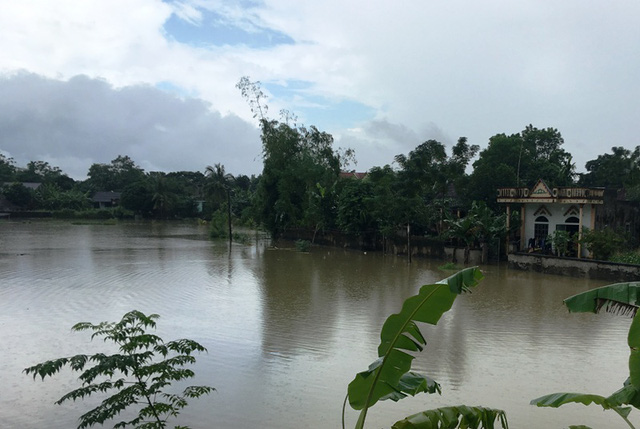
391,405,509,429
347,267,483,429
563,282,640,317
531,392,632,419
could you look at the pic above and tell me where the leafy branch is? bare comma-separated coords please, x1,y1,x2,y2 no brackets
24,310,214,429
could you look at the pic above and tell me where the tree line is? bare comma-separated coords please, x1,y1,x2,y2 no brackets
2,77,639,255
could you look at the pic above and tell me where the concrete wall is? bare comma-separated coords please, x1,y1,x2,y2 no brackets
443,247,483,265
508,252,640,282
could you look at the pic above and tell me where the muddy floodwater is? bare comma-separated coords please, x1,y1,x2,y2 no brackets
0,220,630,428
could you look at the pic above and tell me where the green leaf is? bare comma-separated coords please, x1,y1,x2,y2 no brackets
531,392,632,419
390,405,509,429
347,267,483,427
563,282,640,316
379,372,441,402
531,392,611,409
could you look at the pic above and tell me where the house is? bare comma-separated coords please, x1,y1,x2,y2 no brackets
92,191,121,209
497,179,604,257
339,171,368,180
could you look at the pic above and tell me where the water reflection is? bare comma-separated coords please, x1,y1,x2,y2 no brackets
0,220,632,429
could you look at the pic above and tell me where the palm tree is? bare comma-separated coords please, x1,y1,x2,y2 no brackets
205,163,235,243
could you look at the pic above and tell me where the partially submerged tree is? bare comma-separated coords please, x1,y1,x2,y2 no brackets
237,77,344,238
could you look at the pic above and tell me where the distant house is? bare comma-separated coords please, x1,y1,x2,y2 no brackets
339,171,368,180
497,179,604,257
92,191,121,209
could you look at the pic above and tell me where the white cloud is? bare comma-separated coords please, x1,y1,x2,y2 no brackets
0,73,261,179
0,0,639,178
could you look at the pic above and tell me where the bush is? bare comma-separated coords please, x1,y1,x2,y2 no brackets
209,209,228,239
295,239,311,252
610,251,640,265
579,227,627,261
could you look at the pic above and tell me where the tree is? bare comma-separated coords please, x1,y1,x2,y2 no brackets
580,146,640,189
15,160,75,189
148,173,171,218
205,163,234,241
0,153,16,182
468,125,574,207
121,180,154,216
336,179,376,235
2,182,35,208
237,77,343,238
24,310,214,429
86,155,145,192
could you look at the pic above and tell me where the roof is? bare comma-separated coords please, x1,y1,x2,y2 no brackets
92,191,122,202
339,171,368,180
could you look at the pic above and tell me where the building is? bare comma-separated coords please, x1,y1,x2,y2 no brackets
497,179,604,257
92,191,121,209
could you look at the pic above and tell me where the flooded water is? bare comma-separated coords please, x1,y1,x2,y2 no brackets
0,220,631,428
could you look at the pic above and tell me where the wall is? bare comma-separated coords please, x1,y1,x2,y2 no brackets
522,202,593,257
508,252,640,282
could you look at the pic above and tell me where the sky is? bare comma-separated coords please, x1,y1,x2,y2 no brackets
0,0,638,180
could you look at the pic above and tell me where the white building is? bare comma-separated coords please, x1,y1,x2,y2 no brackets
497,179,604,257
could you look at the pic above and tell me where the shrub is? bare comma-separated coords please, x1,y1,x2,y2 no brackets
579,227,627,261
295,239,311,252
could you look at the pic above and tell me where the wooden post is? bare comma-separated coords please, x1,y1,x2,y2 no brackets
577,203,584,258
505,204,511,254
407,222,411,264
227,189,232,247
520,204,526,251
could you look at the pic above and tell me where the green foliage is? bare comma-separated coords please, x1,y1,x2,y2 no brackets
579,227,627,261
611,251,640,265
532,282,640,428
469,125,574,207
209,209,228,239
580,146,640,189
391,406,509,429
295,239,311,252
549,230,573,257
86,155,146,193
24,310,214,429
0,153,17,182
337,179,376,235
438,262,462,270
2,182,36,208
346,268,507,429
238,77,342,238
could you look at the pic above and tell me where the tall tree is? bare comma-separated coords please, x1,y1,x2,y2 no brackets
86,155,145,192
0,154,16,182
468,125,574,207
579,146,640,189
205,163,234,241
237,77,343,238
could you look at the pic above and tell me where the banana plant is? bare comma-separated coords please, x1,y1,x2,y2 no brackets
344,267,508,429
531,282,640,428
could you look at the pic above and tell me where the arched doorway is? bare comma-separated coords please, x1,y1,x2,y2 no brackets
534,216,549,248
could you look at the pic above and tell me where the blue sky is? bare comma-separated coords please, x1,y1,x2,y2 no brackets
0,0,639,178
